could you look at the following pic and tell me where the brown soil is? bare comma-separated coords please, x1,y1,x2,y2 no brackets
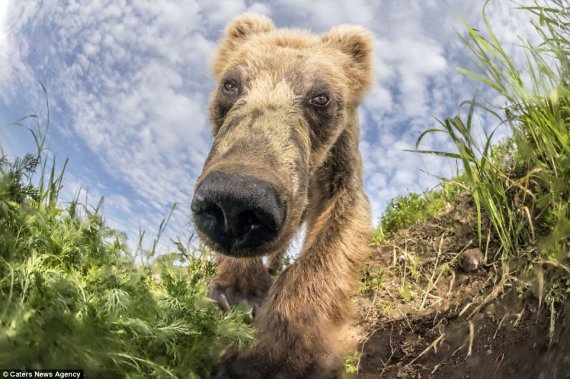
354,195,570,379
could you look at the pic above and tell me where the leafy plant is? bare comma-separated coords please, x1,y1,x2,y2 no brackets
372,180,462,244
413,0,569,314
359,268,385,294
0,111,254,377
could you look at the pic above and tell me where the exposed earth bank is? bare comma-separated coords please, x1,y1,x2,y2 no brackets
355,196,569,378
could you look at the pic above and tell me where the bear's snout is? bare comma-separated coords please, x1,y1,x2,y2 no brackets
191,171,286,257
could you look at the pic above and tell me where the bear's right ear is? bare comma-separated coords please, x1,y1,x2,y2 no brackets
212,13,274,79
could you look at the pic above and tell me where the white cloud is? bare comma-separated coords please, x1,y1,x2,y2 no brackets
0,1,7,43
0,3,31,103
199,0,248,28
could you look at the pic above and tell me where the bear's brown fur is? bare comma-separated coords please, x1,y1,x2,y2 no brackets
192,13,374,378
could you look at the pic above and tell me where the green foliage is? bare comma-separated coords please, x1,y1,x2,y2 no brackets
342,351,360,376
414,1,569,301
398,286,413,302
359,268,385,294
0,132,254,377
372,181,462,243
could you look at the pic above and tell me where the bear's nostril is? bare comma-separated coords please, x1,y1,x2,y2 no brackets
203,203,225,224
235,211,263,236
192,201,225,229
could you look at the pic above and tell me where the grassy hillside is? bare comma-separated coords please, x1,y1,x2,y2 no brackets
0,139,254,376
373,0,569,312
357,2,569,377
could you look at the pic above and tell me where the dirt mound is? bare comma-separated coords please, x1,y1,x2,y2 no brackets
355,195,570,378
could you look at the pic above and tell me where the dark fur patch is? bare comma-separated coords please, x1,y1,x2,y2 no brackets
316,127,354,198
213,70,243,132
302,91,343,153
284,69,306,96
290,127,307,157
294,157,309,196
216,114,247,141
249,108,264,124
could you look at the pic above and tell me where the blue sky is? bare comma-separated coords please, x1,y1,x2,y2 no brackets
0,1,537,253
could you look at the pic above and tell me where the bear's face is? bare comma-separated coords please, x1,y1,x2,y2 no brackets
191,14,373,257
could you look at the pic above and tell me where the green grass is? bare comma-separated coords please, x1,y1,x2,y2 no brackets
411,0,569,314
359,5,568,372
369,0,568,336
373,1,569,257
371,180,463,244
0,121,254,376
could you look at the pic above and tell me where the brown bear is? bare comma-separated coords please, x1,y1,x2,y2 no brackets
191,13,374,378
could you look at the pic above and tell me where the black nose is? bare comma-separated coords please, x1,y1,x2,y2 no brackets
191,171,286,256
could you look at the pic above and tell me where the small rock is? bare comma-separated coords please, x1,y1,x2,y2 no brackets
459,248,484,273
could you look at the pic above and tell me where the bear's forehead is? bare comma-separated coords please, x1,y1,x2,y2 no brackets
236,56,334,95
233,29,339,64
233,44,344,88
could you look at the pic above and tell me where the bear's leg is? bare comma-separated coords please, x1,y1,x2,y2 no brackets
222,187,371,378
209,254,272,311
266,247,288,276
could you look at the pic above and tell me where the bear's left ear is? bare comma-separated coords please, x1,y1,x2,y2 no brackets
213,13,275,79
321,26,374,101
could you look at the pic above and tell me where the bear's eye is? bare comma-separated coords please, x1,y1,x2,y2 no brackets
223,80,240,94
309,93,330,107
